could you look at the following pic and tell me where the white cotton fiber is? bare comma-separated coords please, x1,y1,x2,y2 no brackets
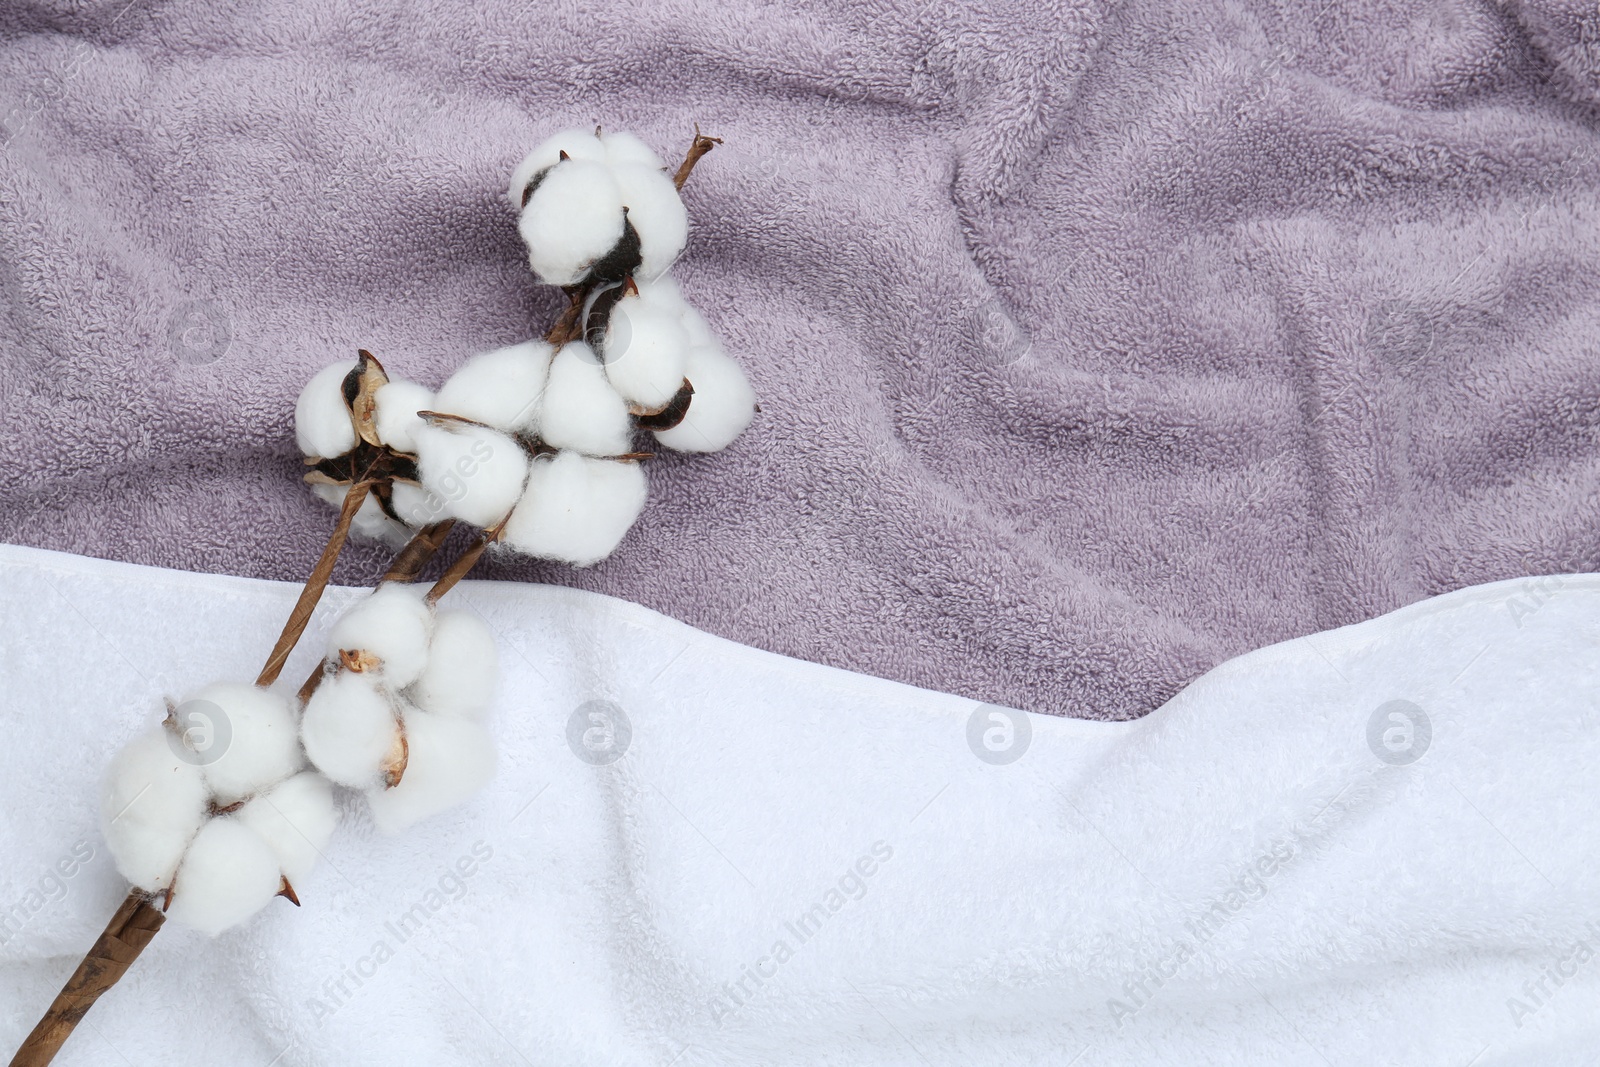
365,711,495,835
653,342,757,453
387,480,443,530
294,360,358,459
610,162,688,282
406,610,499,720
633,273,688,315
101,727,209,891
300,670,401,789
519,160,625,286
675,294,719,351
325,583,434,687
184,682,302,806
372,380,435,455
414,422,531,529
601,130,666,170
431,340,553,433
500,452,648,566
538,343,633,456
600,297,689,409
236,772,336,887
310,483,410,546
507,128,607,207
165,817,285,937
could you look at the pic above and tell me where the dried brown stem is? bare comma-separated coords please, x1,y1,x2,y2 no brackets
382,520,457,584
256,480,371,687
9,890,164,1067
673,125,722,190
424,520,506,606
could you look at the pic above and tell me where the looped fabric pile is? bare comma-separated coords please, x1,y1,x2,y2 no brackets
2,0,1597,719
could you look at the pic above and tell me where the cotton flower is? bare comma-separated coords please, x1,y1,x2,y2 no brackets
500,451,648,566
300,585,501,834
235,772,337,887
300,670,405,790
594,275,756,452
294,359,359,459
651,338,757,453
364,711,496,835
180,682,301,807
405,610,499,720
412,419,531,529
101,727,209,892
511,128,687,288
431,340,553,434
593,283,690,410
164,818,286,937
325,583,434,688
609,162,688,282
537,342,635,456
507,130,605,205
372,380,435,455
101,687,338,935
519,159,627,287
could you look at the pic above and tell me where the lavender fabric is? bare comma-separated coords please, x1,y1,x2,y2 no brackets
1,1,1597,720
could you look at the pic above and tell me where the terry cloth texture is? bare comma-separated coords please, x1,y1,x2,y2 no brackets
1,546,1597,1064
1,0,1597,718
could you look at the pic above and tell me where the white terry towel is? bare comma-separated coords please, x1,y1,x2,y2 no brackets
0,544,1596,1065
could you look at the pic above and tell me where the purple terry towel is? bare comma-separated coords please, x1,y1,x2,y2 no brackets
1,0,1597,720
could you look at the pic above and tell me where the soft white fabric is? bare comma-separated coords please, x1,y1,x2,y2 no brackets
1,545,1596,1065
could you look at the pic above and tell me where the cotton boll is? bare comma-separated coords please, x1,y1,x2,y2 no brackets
414,422,531,529
519,161,625,286
365,711,495,834
633,274,687,315
235,772,336,887
165,818,285,937
387,480,444,530
406,610,499,720
372,380,434,455
184,683,302,806
431,340,553,434
507,128,607,207
101,727,209,891
653,342,757,453
300,671,401,789
601,130,666,170
538,343,633,456
675,296,718,351
599,297,689,410
610,163,688,282
310,483,411,546
500,452,648,566
325,583,434,687
295,360,358,459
